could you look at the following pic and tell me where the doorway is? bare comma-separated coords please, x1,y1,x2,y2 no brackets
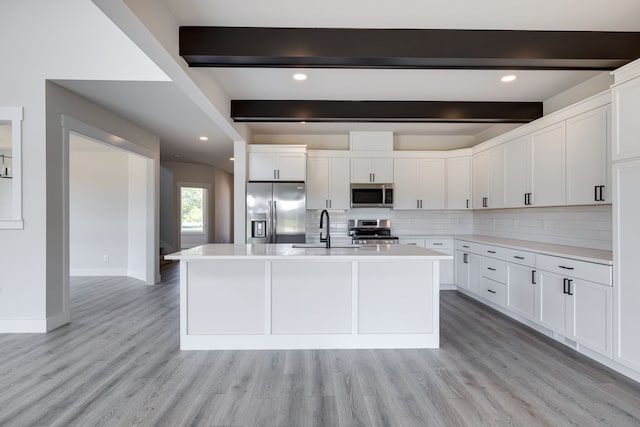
179,183,210,249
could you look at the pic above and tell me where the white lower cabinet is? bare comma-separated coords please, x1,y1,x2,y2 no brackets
537,268,612,357
456,238,613,361
572,278,612,357
455,250,469,289
538,270,572,335
400,238,453,285
507,263,537,320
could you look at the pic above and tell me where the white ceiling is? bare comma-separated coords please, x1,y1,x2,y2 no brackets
55,80,235,173
161,0,640,31
62,0,640,170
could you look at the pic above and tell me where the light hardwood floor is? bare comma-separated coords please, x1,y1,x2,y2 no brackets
1,263,639,426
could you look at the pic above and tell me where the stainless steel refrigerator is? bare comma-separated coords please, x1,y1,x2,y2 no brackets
246,182,306,244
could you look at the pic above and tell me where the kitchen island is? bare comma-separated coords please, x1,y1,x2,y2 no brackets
166,243,451,350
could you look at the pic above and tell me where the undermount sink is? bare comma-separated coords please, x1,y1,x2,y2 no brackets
291,244,362,249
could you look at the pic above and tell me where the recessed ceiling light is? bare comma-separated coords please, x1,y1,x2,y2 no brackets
229,157,235,161
199,136,209,141
293,73,307,81
300,121,306,124
501,74,517,83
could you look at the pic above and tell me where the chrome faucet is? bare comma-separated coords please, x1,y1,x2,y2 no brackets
319,209,331,249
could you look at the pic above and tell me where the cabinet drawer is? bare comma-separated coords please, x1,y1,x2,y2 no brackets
481,277,507,307
482,257,506,283
424,238,452,249
536,254,611,286
505,248,536,267
455,240,482,254
482,245,506,260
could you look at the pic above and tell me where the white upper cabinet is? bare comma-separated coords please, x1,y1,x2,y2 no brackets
474,147,504,209
351,157,393,183
612,75,640,161
248,146,306,181
566,106,609,205
446,156,471,210
472,151,488,209
530,123,566,207
306,155,350,210
394,158,445,210
503,137,531,208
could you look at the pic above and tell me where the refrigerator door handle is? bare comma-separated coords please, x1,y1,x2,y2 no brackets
272,201,277,243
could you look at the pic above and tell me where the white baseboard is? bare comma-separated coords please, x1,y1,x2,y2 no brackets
70,268,128,276
47,311,70,331
0,318,47,333
439,283,457,290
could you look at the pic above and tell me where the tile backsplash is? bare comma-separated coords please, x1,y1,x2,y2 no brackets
306,209,474,243
473,205,612,250
306,205,612,250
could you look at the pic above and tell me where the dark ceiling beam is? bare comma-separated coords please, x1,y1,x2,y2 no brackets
180,27,640,70
230,100,543,123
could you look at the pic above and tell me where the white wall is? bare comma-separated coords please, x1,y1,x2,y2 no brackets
0,0,166,332
214,168,234,243
159,165,175,251
127,154,151,280
544,72,613,115
69,136,130,275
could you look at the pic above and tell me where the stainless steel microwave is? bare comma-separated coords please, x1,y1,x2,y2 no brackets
350,184,394,208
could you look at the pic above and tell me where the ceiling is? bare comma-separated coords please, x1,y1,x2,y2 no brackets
65,0,640,171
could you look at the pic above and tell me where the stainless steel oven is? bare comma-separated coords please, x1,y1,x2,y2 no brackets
348,219,399,244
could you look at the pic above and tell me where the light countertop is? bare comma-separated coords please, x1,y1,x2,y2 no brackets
166,243,452,261
455,234,612,265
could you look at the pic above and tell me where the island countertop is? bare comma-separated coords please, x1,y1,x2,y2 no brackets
166,243,453,261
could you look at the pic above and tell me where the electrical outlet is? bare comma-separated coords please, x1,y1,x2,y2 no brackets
103,254,109,263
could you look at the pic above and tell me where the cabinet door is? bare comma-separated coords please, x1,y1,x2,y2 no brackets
530,123,566,207
566,107,608,205
393,159,420,209
572,279,612,357
507,263,536,320
306,157,329,209
351,158,372,183
455,251,470,289
468,254,482,294
446,156,471,209
419,159,446,210
328,157,350,209
248,152,277,181
487,146,505,208
472,152,488,209
503,137,530,208
276,152,306,181
612,76,640,161
372,158,394,183
613,159,640,371
538,270,571,335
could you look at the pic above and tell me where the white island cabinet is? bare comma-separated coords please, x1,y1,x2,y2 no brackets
166,243,450,350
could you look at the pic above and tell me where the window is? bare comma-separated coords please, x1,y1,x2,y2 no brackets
180,187,205,232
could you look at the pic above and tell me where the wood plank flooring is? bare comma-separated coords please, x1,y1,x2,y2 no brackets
1,262,640,426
